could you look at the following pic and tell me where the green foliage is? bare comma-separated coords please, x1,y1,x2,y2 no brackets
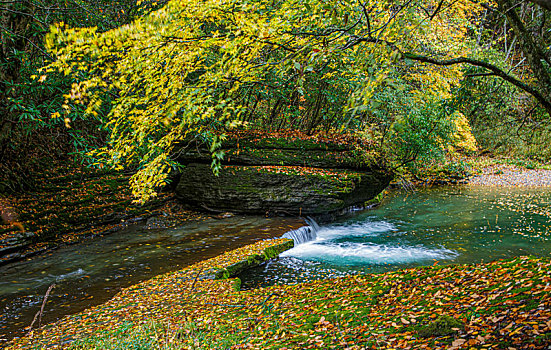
455,66,551,161
43,0,482,202
357,80,457,169
450,1,551,162
0,0,157,192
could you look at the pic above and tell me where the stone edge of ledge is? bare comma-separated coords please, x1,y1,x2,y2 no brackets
214,239,294,280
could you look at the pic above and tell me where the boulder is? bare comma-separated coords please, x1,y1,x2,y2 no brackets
175,134,392,216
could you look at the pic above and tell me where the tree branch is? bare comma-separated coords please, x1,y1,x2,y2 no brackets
403,53,551,114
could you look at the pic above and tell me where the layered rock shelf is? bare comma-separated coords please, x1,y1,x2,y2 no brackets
175,133,393,216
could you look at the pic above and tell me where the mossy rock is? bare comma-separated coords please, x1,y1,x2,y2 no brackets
178,147,371,169
214,240,294,279
176,132,392,216
176,164,391,216
417,315,464,338
176,134,380,170
224,135,351,151
263,240,294,259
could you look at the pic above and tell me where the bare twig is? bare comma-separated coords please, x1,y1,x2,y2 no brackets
27,283,55,335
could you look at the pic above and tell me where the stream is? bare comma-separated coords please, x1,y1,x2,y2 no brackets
0,216,303,343
2,185,551,344
240,186,551,288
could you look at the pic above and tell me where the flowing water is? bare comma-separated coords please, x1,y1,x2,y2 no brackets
3,185,551,343
0,216,303,343
240,186,551,289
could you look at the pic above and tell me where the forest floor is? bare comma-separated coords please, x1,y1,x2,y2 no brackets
5,238,551,350
405,156,551,188
0,160,209,266
467,158,551,187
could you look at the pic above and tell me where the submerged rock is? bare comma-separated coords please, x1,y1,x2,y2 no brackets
175,133,392,216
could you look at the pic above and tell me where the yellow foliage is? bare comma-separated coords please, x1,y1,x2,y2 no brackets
452,114,478,152
42,0,483,201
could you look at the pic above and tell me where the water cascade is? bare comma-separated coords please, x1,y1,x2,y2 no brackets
238,187,551,290
282,217,320,244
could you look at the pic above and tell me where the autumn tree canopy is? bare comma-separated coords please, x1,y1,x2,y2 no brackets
41,0,549,201
0,0,167,191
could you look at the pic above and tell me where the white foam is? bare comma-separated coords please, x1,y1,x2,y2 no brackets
281,241,458,265
316,220,398,241
55,268,85,282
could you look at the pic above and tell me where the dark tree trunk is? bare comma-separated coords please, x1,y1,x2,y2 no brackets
498,0,551,102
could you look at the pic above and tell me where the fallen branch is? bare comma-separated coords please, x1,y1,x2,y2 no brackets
27,283,55,336
190,266,205,291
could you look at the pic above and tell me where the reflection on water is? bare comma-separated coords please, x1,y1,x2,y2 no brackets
0,216,303,343
240,186,551,289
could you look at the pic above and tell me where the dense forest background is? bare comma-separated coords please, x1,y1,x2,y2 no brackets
0,0,167,192
1,0,550,199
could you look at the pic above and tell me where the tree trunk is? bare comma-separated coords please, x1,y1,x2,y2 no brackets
498,0,551,102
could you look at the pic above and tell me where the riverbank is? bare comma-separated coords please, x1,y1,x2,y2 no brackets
467,160,551,187
4,156,551,349
398,156,551,189
4,237,550,349
0,160,210,266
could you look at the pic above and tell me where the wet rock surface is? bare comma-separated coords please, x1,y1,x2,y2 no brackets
176,135,392,216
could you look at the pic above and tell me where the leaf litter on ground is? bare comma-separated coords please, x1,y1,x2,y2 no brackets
4,236,551,349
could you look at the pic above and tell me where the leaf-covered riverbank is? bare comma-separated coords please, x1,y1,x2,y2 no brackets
6,237,550,349
0,160,208,266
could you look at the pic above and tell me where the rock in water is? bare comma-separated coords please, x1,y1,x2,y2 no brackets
175,134,392,216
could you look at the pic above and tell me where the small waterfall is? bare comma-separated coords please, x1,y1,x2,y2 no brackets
282,217,320,244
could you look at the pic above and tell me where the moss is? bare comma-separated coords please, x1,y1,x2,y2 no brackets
214,267,231,279
215,240,294,280
224,148,361,168
263,240,294,259
235,136,350,151
246,254,263,265
364,190,385,207
417,315,464,338
232,278,241,292
221,165,362,197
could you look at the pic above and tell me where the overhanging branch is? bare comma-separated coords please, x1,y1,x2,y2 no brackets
403,53,551,114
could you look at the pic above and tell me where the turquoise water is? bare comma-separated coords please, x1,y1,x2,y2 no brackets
3,185,551,342
240,186,551,288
